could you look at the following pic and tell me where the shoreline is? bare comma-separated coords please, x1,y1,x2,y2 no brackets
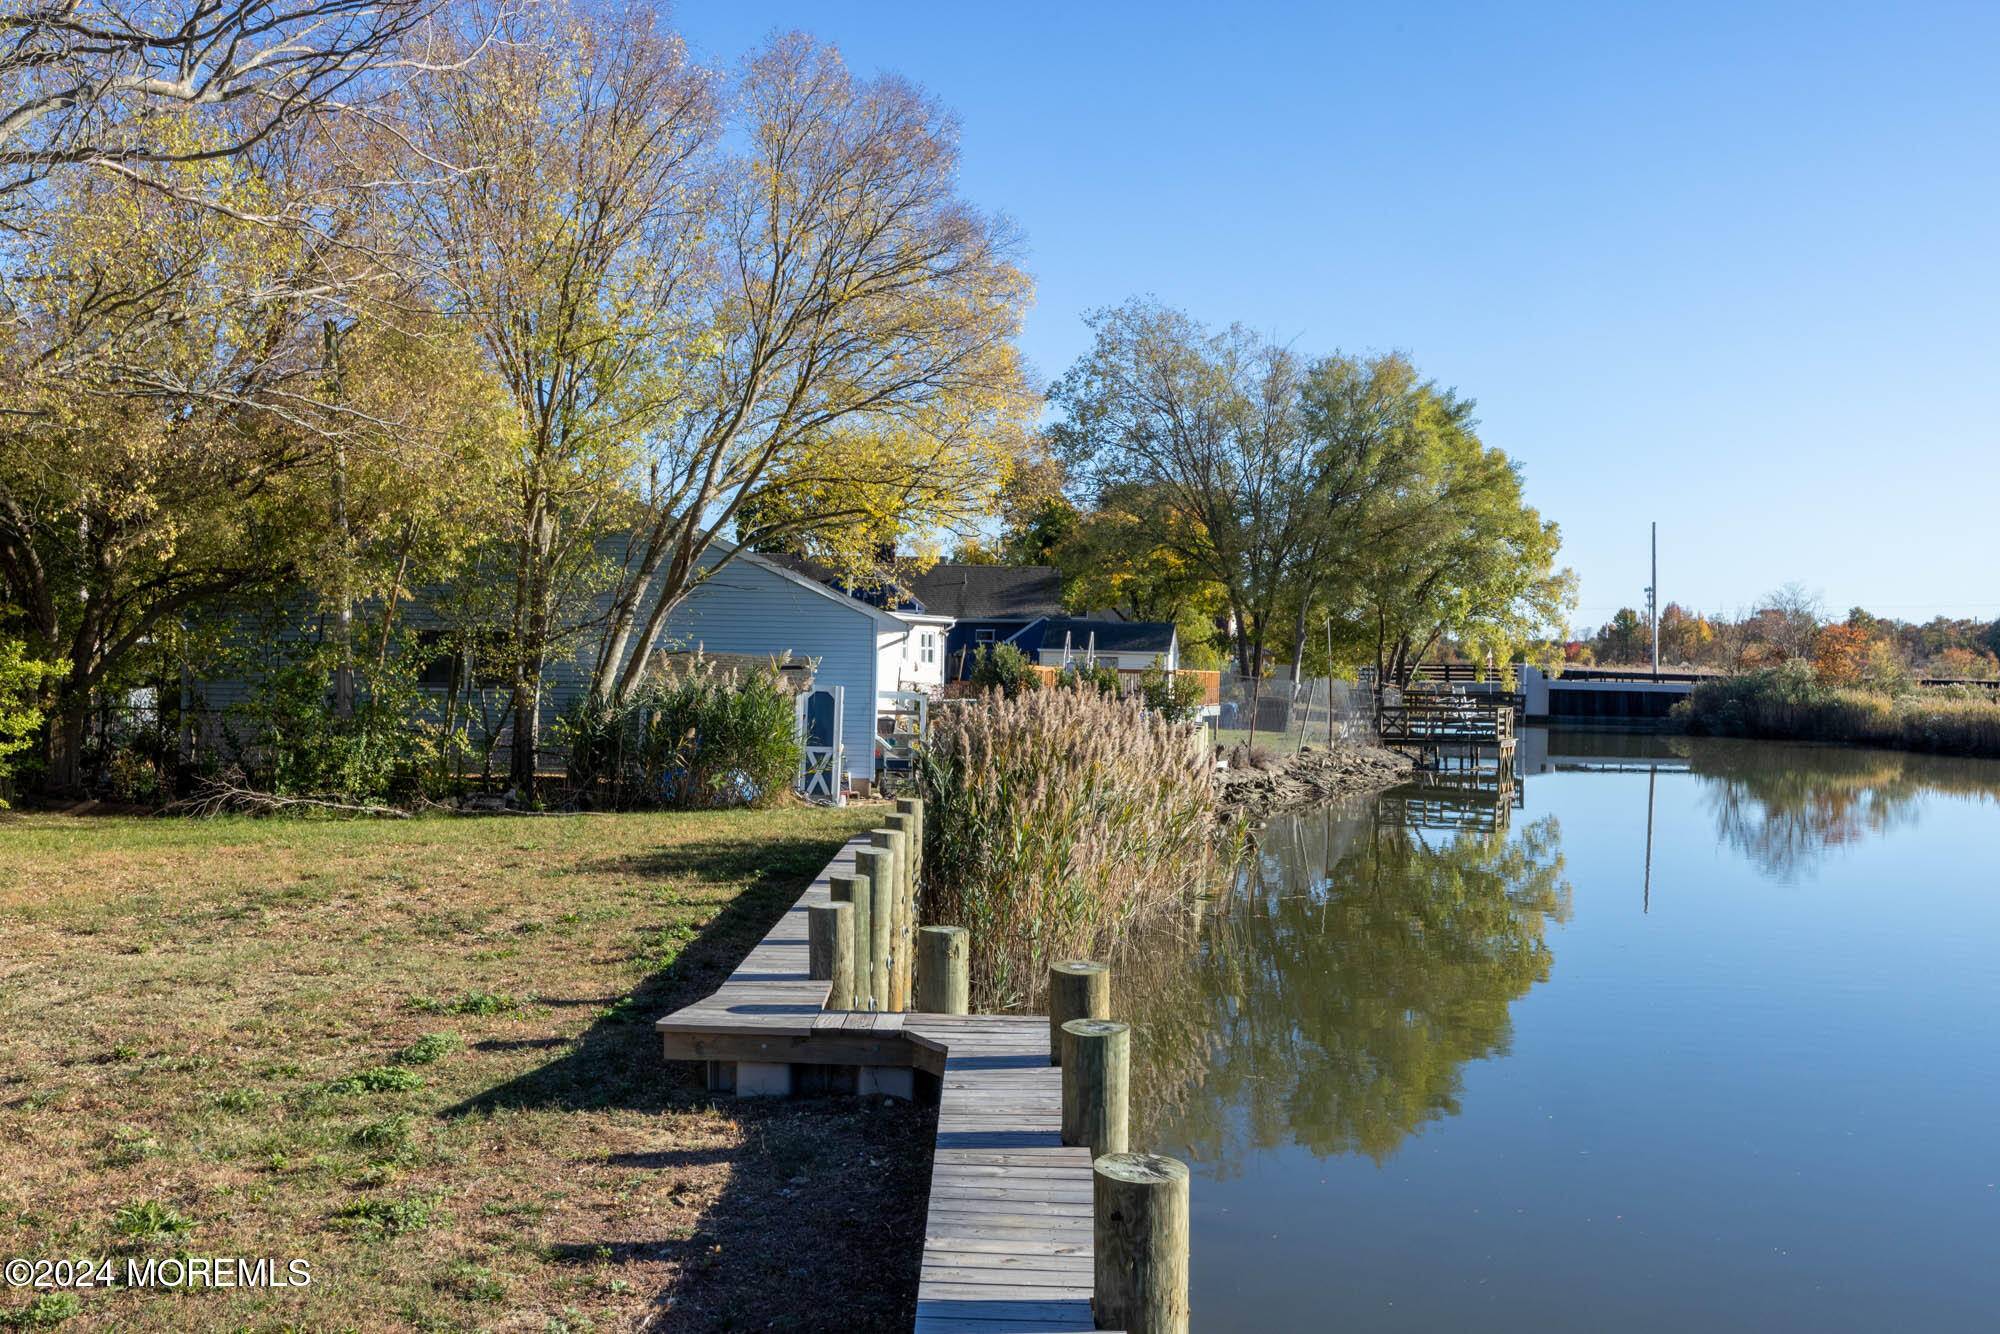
1217,742,1417,821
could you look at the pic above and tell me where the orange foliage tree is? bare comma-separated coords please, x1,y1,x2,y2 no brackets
1810,623,1873,686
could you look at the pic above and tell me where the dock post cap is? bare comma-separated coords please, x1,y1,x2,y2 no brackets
1093,1151,1189,1185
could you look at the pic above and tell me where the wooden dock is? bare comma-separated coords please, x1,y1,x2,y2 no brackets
655,834,1102,1332
1376,697,1515,748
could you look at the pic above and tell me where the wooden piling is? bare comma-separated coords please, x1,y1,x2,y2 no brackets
1048,960,1111,1065
871,827,908,1010
854,847,895,1010
894,795,924,893
1059,1018,1129,1158
827,873,869,1009
807,901,853,1011
915,925,970,1015
884,812,918,1006
1092,1152,1190,1334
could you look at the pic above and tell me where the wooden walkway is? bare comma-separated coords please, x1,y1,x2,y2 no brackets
655,833,1100,1332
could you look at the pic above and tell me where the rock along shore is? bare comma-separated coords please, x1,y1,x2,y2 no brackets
1217,742,1415,820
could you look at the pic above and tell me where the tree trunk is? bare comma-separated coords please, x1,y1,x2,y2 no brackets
45,690,89,794
326,323,354,719
1288,591,1313,683
509,660,541,798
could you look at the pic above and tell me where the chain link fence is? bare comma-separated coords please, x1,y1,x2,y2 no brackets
1203,673,1374,756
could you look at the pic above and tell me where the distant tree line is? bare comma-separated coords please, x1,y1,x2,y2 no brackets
1576,583,2000,684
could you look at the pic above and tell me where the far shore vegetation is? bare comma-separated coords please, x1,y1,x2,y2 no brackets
1569,583,2000,761
1674,662,2000,759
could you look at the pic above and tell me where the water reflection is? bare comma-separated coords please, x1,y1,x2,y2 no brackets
1129,734,2000,1172
1528,729,2000,880
1679,738,2000,881
1123,733,2000,1330
1128,799,1571,1167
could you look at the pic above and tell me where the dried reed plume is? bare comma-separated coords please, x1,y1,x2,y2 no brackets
917,686,1220,1009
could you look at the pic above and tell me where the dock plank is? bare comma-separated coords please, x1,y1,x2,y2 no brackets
655,831,1098,1331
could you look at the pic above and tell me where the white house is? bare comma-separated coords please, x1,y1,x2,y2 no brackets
194,546,971,789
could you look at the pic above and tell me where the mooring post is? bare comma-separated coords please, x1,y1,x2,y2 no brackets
1048,960,1111,1065
854,847,894,1010
915,925,969,1014
1060,1018,1129,1158
883,813,917,1006
894,795,924,898
870,827,907,1010
1093,1152,1190,1334
827,871,869,1010
807,900,853,1011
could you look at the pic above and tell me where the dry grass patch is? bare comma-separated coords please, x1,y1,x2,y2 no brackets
0,805,930,1332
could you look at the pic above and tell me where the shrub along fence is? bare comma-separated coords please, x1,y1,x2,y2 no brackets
557,658,802,809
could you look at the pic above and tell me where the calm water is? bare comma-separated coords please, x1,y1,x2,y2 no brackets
1126,729,2000,1332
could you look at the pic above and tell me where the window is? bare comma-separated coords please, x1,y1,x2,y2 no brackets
974,628,996,645
920,631,938,666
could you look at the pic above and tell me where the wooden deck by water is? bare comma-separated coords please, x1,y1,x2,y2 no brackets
655,834,1101,1332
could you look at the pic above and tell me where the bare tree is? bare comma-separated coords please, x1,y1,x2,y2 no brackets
0,0,457,197
401,3,721,794
588,34,1033,706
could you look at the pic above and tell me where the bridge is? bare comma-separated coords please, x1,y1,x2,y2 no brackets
1381,664,1697,727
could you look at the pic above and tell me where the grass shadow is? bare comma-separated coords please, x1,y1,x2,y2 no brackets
440,818,931,1329
444,828,846,1119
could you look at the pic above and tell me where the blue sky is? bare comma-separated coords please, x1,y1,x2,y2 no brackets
678,2,2000,628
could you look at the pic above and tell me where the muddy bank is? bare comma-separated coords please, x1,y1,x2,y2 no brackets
1218,742,1415,819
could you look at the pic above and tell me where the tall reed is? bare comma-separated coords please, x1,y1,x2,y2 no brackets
917,686,1219,1009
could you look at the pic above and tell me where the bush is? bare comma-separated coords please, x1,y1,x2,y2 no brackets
917,687,1218,1008
1675,664,2000,757
1057,661,1121,695
559,657,802,809
968,642,1040,697
0,640,61,808
1138,659,1206,723
233,653,420,801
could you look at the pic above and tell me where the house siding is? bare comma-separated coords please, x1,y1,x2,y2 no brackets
640,550,882,783
188,546,895,784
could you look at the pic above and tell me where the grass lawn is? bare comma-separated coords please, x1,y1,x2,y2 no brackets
0,804,933,1332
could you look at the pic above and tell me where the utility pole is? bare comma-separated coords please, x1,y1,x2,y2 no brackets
1647,521,1660,679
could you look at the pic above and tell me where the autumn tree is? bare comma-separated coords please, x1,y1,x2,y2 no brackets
400,5,719,791
589,34,1035,708
1931,646,1999,681
1049,483,1227,653
0,112,345,786
1809,621,1872,687
1275,352,1434,676
1334,387,1571,684
1658,603,1715,665
0,78,503,790
1050,300,1316,678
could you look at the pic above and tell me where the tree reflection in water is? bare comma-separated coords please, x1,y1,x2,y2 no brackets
1683,738,2000,882
1122,800,1571,1170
